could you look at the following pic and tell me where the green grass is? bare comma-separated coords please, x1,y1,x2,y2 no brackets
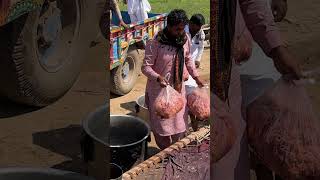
119,0,210,24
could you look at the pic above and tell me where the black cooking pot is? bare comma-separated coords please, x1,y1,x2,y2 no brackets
110,163,123,180
81,106,151,178
109,115,151,172
0,168,94,180
80,105,109,180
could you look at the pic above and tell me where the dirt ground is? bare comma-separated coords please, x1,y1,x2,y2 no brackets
0,41,107,173
278,0,320,111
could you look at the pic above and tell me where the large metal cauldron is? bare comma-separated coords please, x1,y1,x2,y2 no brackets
0,168,93,180
110,163,122,180
109,115,151,173
81,106,150,180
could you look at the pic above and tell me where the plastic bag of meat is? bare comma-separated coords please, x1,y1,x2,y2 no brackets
154,85,184,119
247,78,320,179
187,87,210,120
211,94,237,163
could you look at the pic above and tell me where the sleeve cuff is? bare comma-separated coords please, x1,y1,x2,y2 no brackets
259,30,283,57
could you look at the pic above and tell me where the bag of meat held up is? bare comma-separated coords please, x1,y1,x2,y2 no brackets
247,77,320,179
154,85,184,119
187,87,210,120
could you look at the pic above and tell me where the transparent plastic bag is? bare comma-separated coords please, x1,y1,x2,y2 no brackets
211,94,237,163
187,86,210,120
154,85,184,119
247,77,320,179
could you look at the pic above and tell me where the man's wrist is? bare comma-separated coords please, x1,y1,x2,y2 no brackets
270,45,285,60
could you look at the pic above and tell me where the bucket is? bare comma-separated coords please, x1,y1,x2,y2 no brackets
81,106,151,178
135,95,150,125
110,163,122,180
0,168,93,180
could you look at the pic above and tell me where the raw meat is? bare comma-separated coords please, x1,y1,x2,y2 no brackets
247,78,320,179
187,87,210,120
211,94,237,162
154,85,184,119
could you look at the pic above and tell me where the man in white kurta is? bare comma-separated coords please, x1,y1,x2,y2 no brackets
126,0,151,23
184,14,206,131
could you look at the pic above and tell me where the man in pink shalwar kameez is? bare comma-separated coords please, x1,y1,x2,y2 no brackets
141,9,205,150
212,0,302,179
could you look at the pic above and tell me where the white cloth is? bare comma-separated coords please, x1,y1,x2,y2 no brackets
184,25,205,88
185,86,196,96
127,0,151,23
129,10,148,23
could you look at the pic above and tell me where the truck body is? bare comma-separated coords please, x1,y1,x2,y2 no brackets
109,11,167,95
110,12,167,69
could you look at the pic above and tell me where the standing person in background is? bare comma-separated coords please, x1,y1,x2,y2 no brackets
110,0,128,27
100,0,128,39
184,14,206,132
142,9,205,150
124,0,151,23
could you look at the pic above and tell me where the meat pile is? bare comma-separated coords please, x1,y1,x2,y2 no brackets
187,87,210,120
154,86,184,119
247,78,320,179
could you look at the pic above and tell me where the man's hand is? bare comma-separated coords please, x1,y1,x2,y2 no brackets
120,20,129,28
270,46,303,80
157,76,168,88
195,61,200,68
194,76,205,88
271,0,288,22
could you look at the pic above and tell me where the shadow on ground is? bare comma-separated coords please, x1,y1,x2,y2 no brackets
32,125,87,174
120,101,136,113
0,97,41,118
32,121,158,174
147,147,161,158
110,93,120,99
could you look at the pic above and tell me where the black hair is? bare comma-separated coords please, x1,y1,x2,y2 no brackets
167,9,189,27
190,14,205,26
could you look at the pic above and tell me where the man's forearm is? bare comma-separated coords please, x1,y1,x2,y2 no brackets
111,0,124,21
239,0,282,56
